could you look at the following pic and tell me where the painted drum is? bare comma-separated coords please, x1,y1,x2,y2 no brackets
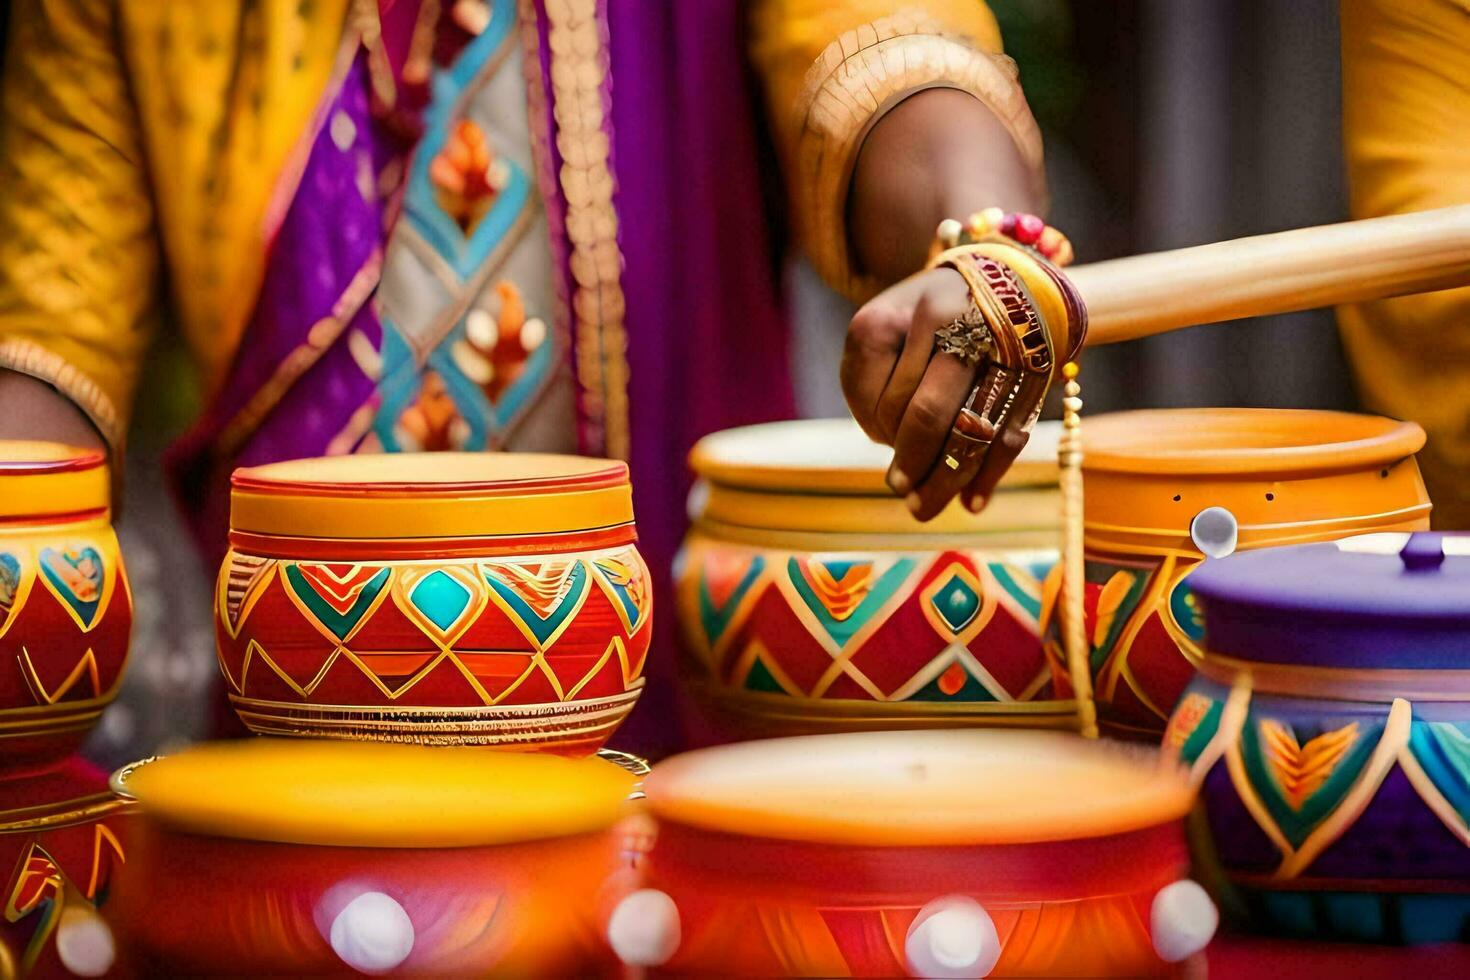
677,419,1082,743
1061,409,1429,739
618,730,1213,977
0,443,131,772
110,739,637,976
0,755,133,979
1164,532,1470,944
217,453,651,754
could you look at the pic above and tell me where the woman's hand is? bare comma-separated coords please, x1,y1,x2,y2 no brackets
841,268,1031,522
841,88,1044,522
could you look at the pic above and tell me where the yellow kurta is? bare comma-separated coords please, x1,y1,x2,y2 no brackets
1339,0,1470,528
0,0,1025,447
0,0,351,447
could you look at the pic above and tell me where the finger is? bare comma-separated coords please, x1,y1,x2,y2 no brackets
888,295,980,501
907,364,1012,520
961,388,1043,513
873,270,971,447
840,299,910,444
907,405,997,522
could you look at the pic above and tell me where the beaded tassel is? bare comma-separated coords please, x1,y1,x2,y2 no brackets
1059,362,1098,738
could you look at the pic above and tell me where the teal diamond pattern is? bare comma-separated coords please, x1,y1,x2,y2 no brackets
411,570,472,632
931,573,982,634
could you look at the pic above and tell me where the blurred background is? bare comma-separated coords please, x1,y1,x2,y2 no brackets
95,0,1357,766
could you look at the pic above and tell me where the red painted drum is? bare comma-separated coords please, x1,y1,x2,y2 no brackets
608,730,1216,977
0,443,131,773
1064,410,1429,739
216,454,652,754
110,740,637,976
0,755,132,978
677,419,1079,742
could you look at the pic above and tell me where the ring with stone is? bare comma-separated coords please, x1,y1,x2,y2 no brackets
933,306,994,368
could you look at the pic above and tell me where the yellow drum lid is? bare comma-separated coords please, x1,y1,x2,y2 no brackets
689,419,1059,537
119,739,636,848
230,453,633,540
644,730,1191,847
0,441,109,521
691,418,1059,494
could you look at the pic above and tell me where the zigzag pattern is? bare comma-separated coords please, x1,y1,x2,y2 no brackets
217,547,652,712
680,544,1053,705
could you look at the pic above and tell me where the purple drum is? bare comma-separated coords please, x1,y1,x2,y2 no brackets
1163,532,1470,944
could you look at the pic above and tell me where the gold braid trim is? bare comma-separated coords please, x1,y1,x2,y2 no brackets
795,13,1045,301
0,339,124,449
544,0,629,461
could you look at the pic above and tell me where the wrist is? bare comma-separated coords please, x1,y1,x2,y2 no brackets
850,88,1045,282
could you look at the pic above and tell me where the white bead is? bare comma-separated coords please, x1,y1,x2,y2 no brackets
330,110,357,152
520,316,547,352
1190,506,1239,559
1150,880,1218,963
937,218,963,247
607,888,681,967
904,895,1000,979
329,891,415,975
465,308,499,349
56,906,115,977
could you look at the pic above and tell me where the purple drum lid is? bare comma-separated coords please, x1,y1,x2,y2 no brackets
1187,532,1470,670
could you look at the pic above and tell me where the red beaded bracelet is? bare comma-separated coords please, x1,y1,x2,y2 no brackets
934,208,1074,266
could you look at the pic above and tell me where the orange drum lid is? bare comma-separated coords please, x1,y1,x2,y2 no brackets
1081,409,1424,477
690,418,1059,495
230,453,633,540
644,730,1191,847
116,739,636,849
0,441,110,521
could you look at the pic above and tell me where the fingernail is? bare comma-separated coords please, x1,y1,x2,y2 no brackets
888,468,911,495
967,495,987,514
905,492,923,515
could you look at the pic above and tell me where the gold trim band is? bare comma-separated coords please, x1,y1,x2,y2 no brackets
1199,652,1470,703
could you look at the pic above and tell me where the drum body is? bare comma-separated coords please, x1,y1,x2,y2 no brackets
1165,533,1470,944
216,453,651,754
677,419,1074,742
111,740,636,976
0,756,132,978
1067,409,1429,739
619,730,1214,977
0,444,130,771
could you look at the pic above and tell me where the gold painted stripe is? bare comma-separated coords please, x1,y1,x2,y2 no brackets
1200,653,1470,702
230,482,633,538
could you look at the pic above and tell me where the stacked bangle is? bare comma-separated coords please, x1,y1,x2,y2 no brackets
923,210,1086,473
924,210,1092,734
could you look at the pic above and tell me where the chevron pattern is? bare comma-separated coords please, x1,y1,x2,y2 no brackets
679,543,1055,706
216,546,652,725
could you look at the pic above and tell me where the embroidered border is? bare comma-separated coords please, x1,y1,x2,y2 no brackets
541,0,629,460
795,10,1046,300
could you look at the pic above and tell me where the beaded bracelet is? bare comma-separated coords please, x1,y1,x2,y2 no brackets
933,208,1075,266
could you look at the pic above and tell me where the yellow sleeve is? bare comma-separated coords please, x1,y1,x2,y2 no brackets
749,1,1045,299
1338,0,1470,527
0,0,161,448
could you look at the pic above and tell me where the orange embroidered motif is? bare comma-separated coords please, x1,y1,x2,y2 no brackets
397,371,465,451
429,119,508,232
451,280,549,405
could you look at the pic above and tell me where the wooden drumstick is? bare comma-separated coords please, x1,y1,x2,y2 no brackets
1069,205,1470,346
